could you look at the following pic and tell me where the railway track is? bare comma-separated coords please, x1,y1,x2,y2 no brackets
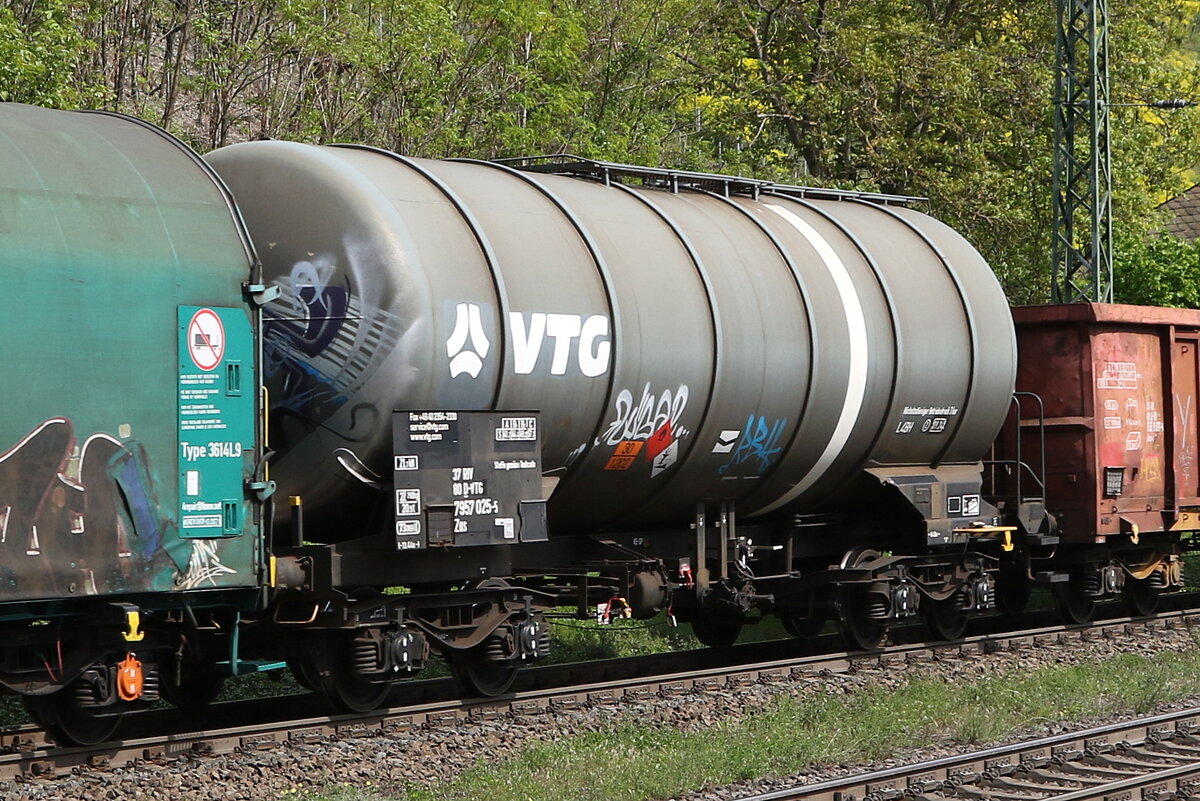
2,605,1198,786
741,706,1200,801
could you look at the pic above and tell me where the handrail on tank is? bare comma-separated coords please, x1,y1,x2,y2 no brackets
983,392,1047,505
493,154,927,207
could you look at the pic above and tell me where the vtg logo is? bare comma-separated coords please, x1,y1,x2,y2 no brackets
446,302,490,379
446,303,612,378
511,312,610,377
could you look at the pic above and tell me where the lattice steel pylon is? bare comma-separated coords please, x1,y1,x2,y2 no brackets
1051,0,1113,303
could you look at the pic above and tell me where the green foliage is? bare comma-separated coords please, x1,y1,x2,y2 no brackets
398,646,1200,801
544,612,699,663
212,668,305,703
1108,1,1200,228
679,0,1059,300
546,610,796,664
683,0,1200,304
0,1,104,107
51,0,719,158
1113,230,1200,307
10,1,1200,301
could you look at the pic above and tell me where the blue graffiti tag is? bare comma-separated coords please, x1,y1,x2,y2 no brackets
719,415,787,476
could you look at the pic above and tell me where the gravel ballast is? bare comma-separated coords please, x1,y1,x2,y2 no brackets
2,623,1196,801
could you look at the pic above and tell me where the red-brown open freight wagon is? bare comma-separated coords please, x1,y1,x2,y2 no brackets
1011,303,1200,544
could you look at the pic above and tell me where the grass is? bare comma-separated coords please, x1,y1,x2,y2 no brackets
544,610,699,663
545,609,794,664
1184,549,1200,590
380,642,1200,801
213,667,306,701
282,786,389,801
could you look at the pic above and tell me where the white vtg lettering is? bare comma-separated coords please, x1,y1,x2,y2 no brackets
510,312,611,377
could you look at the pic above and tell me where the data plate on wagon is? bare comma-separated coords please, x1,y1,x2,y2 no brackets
392,411,544,549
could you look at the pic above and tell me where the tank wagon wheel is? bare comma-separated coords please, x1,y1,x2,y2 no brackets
690,614,744,648
780,609,826,639
448,637,521,697
1052,576,1097,625
159,660,226,709
832,549,887,651
447,577,527,697
288,659,320,693
1123,576,1160,617
921,595,968,642
994,561,1031,617
834,587,887,651
23,685,122,747
306,632,392,714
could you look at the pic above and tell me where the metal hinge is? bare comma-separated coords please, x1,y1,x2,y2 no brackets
243,282,281,306
247,479,276,502
247,450,276,501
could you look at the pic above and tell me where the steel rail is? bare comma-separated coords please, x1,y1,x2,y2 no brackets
1,607,1197,784
734,701,1200,800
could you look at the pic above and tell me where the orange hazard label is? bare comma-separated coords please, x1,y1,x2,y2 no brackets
605,440,644,470
614,441,643,457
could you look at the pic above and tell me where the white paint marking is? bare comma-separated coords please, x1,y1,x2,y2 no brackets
755,203,870,514
712,429,741,454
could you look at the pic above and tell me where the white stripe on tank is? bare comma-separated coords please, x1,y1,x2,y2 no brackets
754,203,869,514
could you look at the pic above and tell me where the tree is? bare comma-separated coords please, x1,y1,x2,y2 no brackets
12,0,1200,309
1113,230,1200,307
0,0,104,107
678,0,1200,304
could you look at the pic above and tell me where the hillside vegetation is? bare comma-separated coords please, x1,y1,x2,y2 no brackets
3,0,1200,303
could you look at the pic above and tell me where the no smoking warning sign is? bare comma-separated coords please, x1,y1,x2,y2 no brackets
187,308,225,371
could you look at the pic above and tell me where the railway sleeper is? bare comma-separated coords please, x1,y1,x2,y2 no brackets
955,783,1036,800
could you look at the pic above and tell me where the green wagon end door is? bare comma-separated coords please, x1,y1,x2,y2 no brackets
178,306,256,541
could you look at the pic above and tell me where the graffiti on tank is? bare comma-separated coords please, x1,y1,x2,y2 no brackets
268,257,349,357
264,244,409,427
178,538,237,589
333,446,385,488
603,384,690,446
510,312,611,377
563,441,589,469
718,415,788,476
0,419,180,599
